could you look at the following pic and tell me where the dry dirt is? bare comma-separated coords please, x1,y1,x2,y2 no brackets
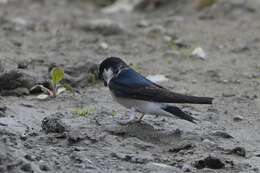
0,0,259,173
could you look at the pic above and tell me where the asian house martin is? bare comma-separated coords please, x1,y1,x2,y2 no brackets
99,57,213,124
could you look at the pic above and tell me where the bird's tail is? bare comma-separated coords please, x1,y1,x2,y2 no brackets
169,92,213,104
162,105,197,124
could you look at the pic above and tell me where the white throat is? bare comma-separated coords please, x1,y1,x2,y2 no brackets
103,68,114,84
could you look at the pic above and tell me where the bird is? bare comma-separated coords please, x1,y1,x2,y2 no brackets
98,57,213,124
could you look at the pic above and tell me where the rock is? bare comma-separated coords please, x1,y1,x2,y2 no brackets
39,162,50,171
194,155,225,169
20,163,33,172
202,139,217,146
17,60,30,69
168,141,194,153
41,115,67,133
67,130,85,144
145,162,180,173
24,154,36,161
79,19,125,36
0,70,37,96
111,151,152,164
228,147,246,157
0,62,4,72
136,20,150,28
182,164,192,172
233,115,244,122
102,0,142,13
191,47,207,60
64,62,98,87
0,106,7,117
146,74,168,83
99,42,108,49
213,131,233,139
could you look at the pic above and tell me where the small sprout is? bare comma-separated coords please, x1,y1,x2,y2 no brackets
31,67,73,100
111,110,117,117
52,67,64,85
72,107,96,117
195,0,217,10
88,73,98,85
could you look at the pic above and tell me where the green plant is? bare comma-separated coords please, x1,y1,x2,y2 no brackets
72,107,96,117
31,67,73,99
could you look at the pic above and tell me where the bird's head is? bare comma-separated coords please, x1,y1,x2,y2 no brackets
98,57,128,87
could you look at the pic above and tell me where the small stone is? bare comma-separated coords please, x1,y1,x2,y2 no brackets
202,139,216,146
233,115,244,122
191,47,207,60
168,141,194,153
20,163,33,172
99,42,108,49
213,131,233,139
174,38,189,48
194,155,225,169
41,116,67,133
67,131,85,144
137,20,150,28
24,154,35,161
228,147,246,157
182,164,192,172
39,163,50,171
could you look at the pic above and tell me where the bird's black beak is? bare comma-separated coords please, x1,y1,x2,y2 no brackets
104,81,107,87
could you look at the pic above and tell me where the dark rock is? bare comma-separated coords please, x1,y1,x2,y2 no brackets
20,163,33,172
194,155,225,169
79,19,125,36
0,70,36,96
24,154,35,161
41,115,67,134
233,115,244,122
228,147,246,157
17,60,29,69
212,131,233,139
0,62,4,72
168,141,194,153
0,106,7,117
39,163,50,171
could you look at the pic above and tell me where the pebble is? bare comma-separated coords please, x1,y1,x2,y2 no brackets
233,115,244,122
20,163,33,172
213,131,233,139
41,115,67,133
229,147,246,157
191,47,207,60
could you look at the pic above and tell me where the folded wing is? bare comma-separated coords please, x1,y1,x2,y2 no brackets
109,68,213,104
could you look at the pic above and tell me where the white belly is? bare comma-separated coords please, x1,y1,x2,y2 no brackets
111,92,170,116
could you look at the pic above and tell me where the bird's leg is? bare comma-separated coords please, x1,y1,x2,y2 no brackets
117,108,138,125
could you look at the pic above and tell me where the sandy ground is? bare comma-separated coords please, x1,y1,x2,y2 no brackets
0,0,260,172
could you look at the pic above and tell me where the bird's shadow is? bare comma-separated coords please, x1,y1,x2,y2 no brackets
105,121,198,145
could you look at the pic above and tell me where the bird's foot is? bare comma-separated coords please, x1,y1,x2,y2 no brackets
116,110,139,125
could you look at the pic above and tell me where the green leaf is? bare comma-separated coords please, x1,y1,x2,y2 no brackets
51,67,64,85
62,83,74,93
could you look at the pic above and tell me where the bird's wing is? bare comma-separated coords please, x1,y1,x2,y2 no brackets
109,68,213,104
